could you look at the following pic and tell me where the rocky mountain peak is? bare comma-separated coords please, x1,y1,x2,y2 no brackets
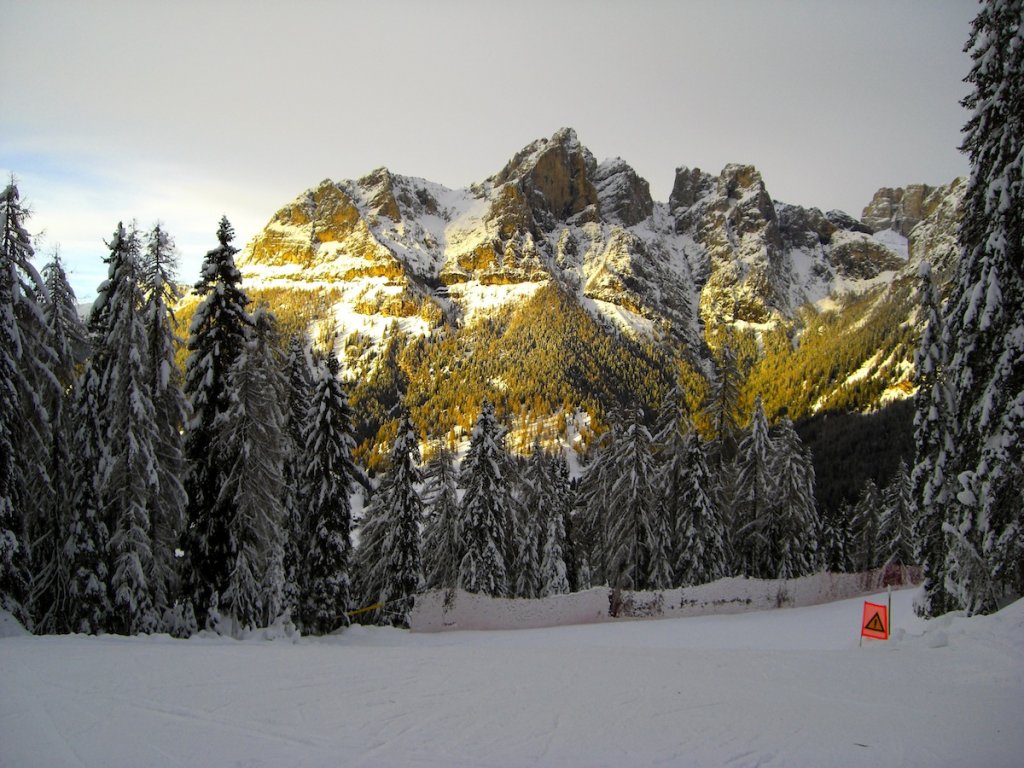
669,167,715,212
594,158,654,227
861,183,954,236
717,164,778,226
491,128,599,229
357,167,402,222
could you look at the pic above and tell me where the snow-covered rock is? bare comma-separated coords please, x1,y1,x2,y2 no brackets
234,129,964,413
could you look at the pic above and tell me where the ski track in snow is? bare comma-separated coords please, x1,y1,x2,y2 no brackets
1,589,1022,768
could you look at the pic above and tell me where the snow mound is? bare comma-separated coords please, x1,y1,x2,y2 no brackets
893,597,1024,656
0,610,28,638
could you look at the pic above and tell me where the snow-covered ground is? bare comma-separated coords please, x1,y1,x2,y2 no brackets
2,588,1022,767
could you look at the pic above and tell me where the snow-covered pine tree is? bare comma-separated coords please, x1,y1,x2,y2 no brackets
877,459,918,570
356,412,423,626
299,353,357,634
0,182,36,627
40,252,87,371
420,444,462,591
820,502,853,574
140,224,188,624
458,400,514,597
539,473,571,598
66,359,111,634
675,431,730,586
940,0,1024,615
30,253,87,633
603,405,666,590
100,224,160,635
572,430,615,588
215,306,288,635
704,343,743,465
552,453,577,593
911,261,958,616
183,217,253,626
767,415,820,579
64,233,143,635
731,396,777,578
0,181,57,629
513,442,551,599
849,480,882,573
647,498,675,590
281,335,314,619
654,385,692,576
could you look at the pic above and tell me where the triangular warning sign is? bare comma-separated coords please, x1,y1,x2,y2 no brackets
861,601,889,640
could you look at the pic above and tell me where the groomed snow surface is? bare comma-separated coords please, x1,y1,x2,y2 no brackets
2,588,1022,767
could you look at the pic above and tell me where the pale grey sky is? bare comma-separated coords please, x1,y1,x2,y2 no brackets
1,0,976,300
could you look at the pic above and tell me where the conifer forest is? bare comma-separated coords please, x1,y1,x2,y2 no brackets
1,0,1021,640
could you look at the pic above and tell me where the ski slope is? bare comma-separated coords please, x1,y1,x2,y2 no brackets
2,588,1022,767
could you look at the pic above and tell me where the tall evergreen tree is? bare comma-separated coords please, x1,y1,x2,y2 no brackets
552,453,577,593
356,412,423,626
66,359,112,634
64,228,136,635
421,445,462,591
216,307,288,634
767,415,820,579
539,480,571,597
674,431,730,586
299,353,357,634
911,261,958,615
850,480,882,573
140,224,189,620
704,342,743,464
458,400,513,597
603,405,667,590
514,443,553,599
183,217,252,625
0,181,53,628
281,335,314,619
100,224,160,635
31,253,86,632
572,431,615,588
939,0,1024,615
732,397,776,578
655,385,693,575
877,459,918,570
820,502,854,574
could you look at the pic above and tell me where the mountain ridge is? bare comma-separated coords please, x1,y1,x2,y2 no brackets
221,127,964,465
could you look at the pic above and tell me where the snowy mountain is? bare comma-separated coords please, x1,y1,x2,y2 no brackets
233,128,963,447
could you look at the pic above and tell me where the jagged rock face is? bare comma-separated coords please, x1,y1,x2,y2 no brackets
829,234,905,280
905,177,965,278
669,167,716,213
861,183,955,236
358,168,402,222
491,128,599,230
594,158,654,227
825,210,872,235
778,205,835,250
237,128,963,389
246,179,402,278
671,164,791,324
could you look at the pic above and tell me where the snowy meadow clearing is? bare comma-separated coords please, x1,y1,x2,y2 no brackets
2,587,1022,768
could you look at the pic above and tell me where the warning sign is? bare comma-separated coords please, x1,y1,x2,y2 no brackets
861,601,889,640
